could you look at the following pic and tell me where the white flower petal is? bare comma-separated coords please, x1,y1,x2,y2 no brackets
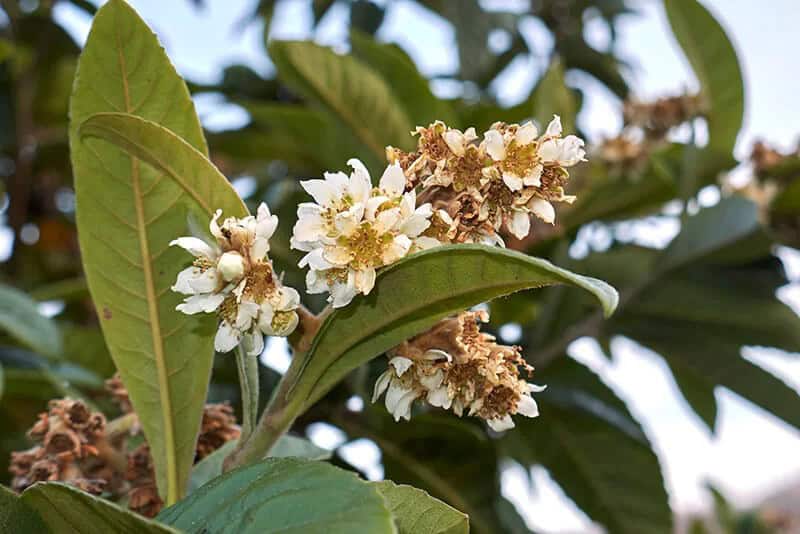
427,386,452,409
523,164,543,187
323,245,354,266
487,414,515,432
365,195,390,221
209,209,223,239
330,273,358,308
214,322,241,353
301,179,336,207
255,202,279,241
172,266,211,295
236,300,260,330
348,167,372,205
354,268,376,295
305,269,329,294
516,395,540,418
483,129,506,161
423,349,452,362
346,159,372,192
516,122,538,145
334,209,360,236
383,234,411,264
528,383,547,393
375,207,401,233
389,356,414,376
545,114,562,137
170,237,216,259
538,139,560,163
508,210,531,239
379,163,406,197
443,129,466,157
529,198,555,224
176,293,225,314
400,213,431,237
419,369,444,390
413,236,441,251
502,172,523,192
324,171,350,196
372,370,393,402
299,248,335,270
257,301,275,332
558,135,586,166
385,381,417,422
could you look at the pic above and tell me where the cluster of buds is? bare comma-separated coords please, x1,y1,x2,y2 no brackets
171,202,300,355
9,375,241,519
9,399,117,495
622,93,705,139
596,93,705,176
291,159,435,307
372,311,544,431
387,116,584,245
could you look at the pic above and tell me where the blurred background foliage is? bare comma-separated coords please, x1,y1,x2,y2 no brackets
0,0,798,532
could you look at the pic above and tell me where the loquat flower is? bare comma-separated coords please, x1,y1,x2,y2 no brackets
372,311,545,431
170,202,299,355
292,159,434,308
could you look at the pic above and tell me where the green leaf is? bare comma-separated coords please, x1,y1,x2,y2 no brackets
664,0,744,151
0,283,61,358
528,59,577,134
298,244,618,408
349,30,457,127
188,435,331,493
158,458,396,533
21,483,177,534
69,1,245,503
268,40,415,171
372,481,469,534
508,358,672,533
1,485,47,533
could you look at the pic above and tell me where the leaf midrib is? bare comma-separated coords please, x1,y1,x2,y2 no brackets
114,20,178,504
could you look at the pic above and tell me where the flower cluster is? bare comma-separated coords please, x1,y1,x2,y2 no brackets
623,93,704,139
387,116,585,245
372,311,545,431
291,159,434,307
171,202,299,355
9,399,112,494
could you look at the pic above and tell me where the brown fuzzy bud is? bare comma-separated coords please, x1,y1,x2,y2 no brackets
105,373,133,414
197,403,241,461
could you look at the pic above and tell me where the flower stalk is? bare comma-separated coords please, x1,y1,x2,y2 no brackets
234,344,260,443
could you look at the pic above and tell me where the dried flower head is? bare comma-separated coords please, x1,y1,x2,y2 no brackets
291,159,435,308
623,93,704,138
372,311,545,431
9,399,112,495
196,403,241,460
171,202,300,355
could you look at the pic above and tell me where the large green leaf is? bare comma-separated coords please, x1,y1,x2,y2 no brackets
188,435,331,493
297,245,618,408
349,30,456,127
576,199,800,431
268,40,414,171
158,458,396,533
664,0,744,152
508,357,672,534
17,483,177,534
70,1,246,503
1,485,47,533
372,481,469,534
0,283,61,358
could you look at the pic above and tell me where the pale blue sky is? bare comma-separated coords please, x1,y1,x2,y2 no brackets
53,1,800,531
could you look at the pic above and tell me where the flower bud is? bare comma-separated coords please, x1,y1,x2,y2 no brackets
217,251,245,281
